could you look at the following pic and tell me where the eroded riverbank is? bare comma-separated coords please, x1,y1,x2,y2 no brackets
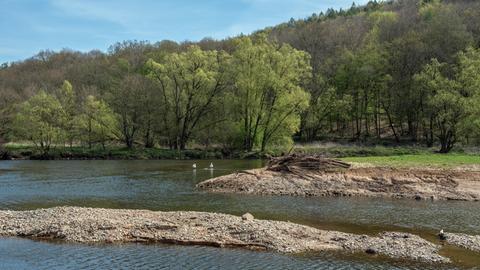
197,166,480,201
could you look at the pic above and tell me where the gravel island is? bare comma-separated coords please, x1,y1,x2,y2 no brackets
0,207,451,263
197,166,480,201
442,232,480,252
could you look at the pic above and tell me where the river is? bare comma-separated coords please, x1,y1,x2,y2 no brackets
0,160,478,269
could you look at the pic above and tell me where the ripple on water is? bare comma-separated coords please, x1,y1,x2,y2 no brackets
0,238,468,270
0,160,479,269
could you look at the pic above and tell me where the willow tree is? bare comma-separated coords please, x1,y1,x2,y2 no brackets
146,46,230,150
77,95,118,149
57,80,76,147
229,36,311,152
13,91,66,154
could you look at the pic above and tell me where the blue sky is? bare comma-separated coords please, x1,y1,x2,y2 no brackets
0,0,367,63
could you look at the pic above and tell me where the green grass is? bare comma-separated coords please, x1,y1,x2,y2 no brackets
3,142,480,165
292,143,433,158
341,154,480,168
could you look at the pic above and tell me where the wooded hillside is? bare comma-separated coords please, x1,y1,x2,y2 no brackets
1,0,479,154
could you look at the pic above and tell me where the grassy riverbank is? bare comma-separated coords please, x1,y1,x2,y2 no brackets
2,142,479,164
342,154,480,168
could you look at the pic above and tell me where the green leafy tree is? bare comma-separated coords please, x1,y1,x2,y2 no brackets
146,46,229,150
57,80,77,147
458,47,480,96
300,76,351,141
228,36,311,152
387,31,428,141
335,44,391,140
109,73,148,149
419,1,473,64
13,91,66,154
414,59,465,153
458,47,480,144
77,95,118,149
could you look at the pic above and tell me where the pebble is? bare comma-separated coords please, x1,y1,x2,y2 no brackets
242,213,254,221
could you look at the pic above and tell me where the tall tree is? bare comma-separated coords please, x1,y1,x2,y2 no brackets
109,73,148,148
414,59,465,153
77,95,118,149
146,46,229,150
57,80,77,147
13,91,66,154
458,47,480,144
228,36,311,152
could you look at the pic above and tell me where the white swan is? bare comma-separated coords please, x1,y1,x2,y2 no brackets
192,163,197,169
209,162,214,169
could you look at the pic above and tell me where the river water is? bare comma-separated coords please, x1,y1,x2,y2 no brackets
0,160,479,269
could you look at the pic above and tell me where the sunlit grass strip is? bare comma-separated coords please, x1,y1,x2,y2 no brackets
341,154,480,168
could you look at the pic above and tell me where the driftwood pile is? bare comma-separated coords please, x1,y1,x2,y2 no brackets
267,154,351,174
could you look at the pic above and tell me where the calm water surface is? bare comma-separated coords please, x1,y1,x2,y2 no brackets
0,160,479,269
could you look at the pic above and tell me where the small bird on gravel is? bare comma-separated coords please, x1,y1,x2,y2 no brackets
439,229,447,240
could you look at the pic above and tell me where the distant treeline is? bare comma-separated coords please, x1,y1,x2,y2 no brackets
1,0,480,154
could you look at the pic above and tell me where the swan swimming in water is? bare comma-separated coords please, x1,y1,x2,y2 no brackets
192,163,197,169
209,162,214,169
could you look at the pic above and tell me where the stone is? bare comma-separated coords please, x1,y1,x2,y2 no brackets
242,213,254,221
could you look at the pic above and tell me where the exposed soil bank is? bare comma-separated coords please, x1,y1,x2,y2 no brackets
0,207,450,263
197,167,480,201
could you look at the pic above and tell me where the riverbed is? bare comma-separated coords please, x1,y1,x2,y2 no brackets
0,160,479,269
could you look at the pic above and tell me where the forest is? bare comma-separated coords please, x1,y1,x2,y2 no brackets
1,0,480,155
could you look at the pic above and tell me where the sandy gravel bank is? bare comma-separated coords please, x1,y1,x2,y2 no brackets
197,167,480,201
0,207,450,263
442,232,480,252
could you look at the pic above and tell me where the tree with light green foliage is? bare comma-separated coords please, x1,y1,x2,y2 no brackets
57,80,77,147
13,91,66,155
228,35,311,152
77,95,118,149
414,59,465,153
458,47,480,144
146,45,230,150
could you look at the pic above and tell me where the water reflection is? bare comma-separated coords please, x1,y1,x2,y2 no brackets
0,238,467,270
